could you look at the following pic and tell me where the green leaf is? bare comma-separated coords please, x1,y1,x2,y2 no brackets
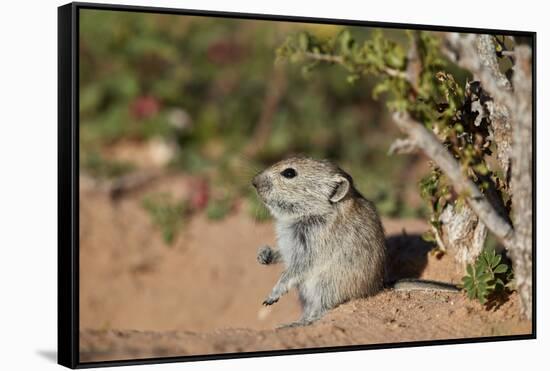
493,264,508,274
478,273,492,283
474,162,489,176
492,254,502,267
347,74,360,84
476,259,488,271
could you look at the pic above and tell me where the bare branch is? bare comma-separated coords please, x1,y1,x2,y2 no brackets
381,66,408,79
509,45,533,317
510,45,533,225
391,111,515,250
388,138,417,155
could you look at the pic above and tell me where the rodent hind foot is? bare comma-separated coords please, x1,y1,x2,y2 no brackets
277,316,320,329
276,321,307,329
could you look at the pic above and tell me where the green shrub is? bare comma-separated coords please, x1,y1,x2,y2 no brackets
462,247,513,305
79,12,415,219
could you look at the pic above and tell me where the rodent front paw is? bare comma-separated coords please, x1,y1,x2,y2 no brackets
262,296,279,306
257,245,273,265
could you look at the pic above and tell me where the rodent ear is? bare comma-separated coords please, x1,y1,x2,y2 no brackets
329,176,350,203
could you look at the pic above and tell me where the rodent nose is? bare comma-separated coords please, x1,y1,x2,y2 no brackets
252,173,271,192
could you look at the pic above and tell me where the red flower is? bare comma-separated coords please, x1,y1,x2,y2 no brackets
190,178,209,210
130,96,160,119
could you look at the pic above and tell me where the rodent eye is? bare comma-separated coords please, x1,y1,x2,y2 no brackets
280,168,297,179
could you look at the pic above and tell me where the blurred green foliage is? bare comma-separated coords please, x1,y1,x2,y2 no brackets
81,151,135,179
142,193,187,245
246,190,272,222
79,10,427,220
205,196,233,221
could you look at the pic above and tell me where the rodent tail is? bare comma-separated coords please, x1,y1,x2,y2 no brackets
388,278,461,293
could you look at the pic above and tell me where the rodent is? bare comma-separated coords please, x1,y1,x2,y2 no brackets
252,156,459,327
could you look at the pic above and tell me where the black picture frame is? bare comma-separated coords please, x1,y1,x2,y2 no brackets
58,2,536,369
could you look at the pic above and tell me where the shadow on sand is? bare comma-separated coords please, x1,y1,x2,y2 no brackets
385,233,434,283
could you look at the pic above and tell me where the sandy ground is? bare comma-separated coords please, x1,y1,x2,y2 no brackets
79,173,531,362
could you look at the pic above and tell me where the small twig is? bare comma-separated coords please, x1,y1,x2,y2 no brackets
303,51,344,64
493,36,515,63
302,51,408,79
406,31,422,91
80,170,165,199
388,138,417,154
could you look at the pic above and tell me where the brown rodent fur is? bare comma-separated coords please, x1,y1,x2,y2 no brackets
253,156,459,327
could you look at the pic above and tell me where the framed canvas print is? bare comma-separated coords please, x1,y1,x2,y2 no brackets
58,2,536,368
